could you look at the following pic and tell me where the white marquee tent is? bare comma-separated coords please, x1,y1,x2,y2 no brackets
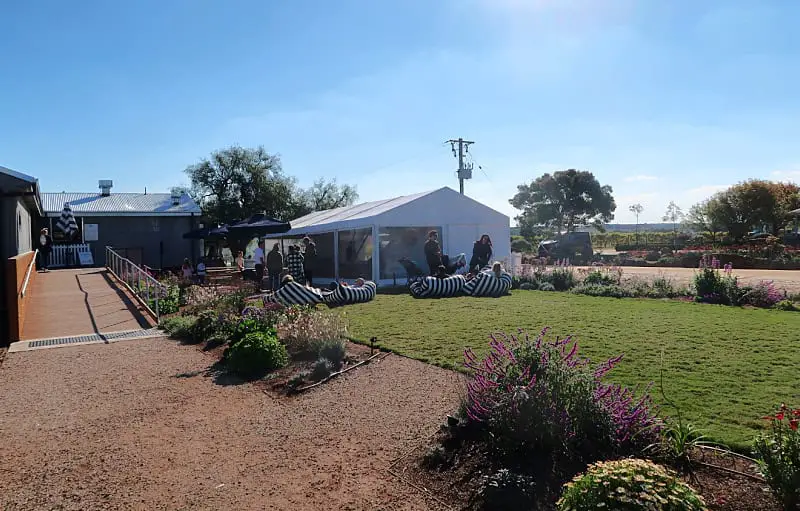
266,186,511,284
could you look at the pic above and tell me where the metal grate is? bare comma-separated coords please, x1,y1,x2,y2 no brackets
26,328,163,348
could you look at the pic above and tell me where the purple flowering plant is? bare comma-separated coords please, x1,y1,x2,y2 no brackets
463,328,660,465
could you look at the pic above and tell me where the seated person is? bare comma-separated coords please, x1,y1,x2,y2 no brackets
280,274,294,288
490,261,504,278
353,278,366,287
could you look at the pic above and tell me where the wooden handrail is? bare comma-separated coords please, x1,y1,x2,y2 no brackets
21,249,39,298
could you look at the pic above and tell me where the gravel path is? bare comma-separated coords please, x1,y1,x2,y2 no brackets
0,339,462,510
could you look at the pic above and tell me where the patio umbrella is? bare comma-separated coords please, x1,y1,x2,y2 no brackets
227,213,291,238
182,224,229,240
56,202,79,238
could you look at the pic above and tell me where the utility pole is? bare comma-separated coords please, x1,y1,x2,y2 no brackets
447,138,474,194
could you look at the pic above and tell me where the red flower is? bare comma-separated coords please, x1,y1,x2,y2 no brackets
790,419,799,431
793,409,800,417
776,412,785,421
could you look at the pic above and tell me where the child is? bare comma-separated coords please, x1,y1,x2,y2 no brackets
196,258,207,284
181,258,193,281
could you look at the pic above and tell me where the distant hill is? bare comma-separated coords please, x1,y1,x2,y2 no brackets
511,223,678,237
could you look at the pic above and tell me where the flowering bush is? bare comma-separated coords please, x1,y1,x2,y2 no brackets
572,283,632,299
233,305,286,343
753,404,800,510
557,459,706,510
276,307,348,356
741,280,783,308
580,267,622,286
463,329,660,470
693,267,745,305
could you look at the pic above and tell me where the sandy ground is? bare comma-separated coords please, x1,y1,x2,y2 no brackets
576,266,800,294
0,339,463,511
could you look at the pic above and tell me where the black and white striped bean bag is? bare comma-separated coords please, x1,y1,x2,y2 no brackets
463,271,513,298
325,281,377,306
263,281,328,306
409,275,467,298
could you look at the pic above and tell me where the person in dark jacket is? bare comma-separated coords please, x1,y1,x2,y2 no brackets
302,237,317,286
424,230,442,275
38,228,53,272
469,234,493,272
266,243,284,291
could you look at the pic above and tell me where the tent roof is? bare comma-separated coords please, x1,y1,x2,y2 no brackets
268,186,508,237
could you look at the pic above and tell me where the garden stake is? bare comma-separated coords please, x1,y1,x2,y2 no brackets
370,336,377,355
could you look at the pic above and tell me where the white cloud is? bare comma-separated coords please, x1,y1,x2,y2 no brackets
623,174,658,182
771,169,800,181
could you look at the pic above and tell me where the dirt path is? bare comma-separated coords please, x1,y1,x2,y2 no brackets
576,266,800,293
0,339,462,510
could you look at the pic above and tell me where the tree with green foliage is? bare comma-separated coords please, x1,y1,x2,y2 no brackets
704,180,800,240
684,200,723,243
509,169,616,236
185,145,358,225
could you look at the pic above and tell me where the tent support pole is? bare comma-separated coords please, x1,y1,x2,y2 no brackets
333,230,339,280
371,225,379,283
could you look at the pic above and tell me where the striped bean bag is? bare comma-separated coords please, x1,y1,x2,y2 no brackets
263,281,328,306
409,275,467,298
325,281,377,306
463,271,513,298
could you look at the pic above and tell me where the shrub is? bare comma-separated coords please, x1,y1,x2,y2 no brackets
538,282,556,292
741,280,783,308
160,315,197,340
557,459,706,510
582,269,619,286
774,300,799,312
310,357,334,382
519,282,539,291
313,338,346,369
155,285,180,315
191,309,219,343
463,329,660,471
572,284,632,299
478,469,537,510
546,267,576,291
645,250,661,262
651,273,684,298
511,238,533,253
693,267,745,305
276,308,348,356
233,306,285,343
753,404,800,510
223,331,288,378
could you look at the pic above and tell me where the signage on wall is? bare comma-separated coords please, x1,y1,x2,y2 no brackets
84,224,99,241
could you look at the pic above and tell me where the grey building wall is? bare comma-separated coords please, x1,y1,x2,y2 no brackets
40,214,201,269
1,196,33,261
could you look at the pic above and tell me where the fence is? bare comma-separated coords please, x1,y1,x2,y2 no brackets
50,243,92,268
105,246,167,324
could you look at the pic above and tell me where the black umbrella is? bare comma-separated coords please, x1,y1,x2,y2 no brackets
182,224,229,240
227,214,291,237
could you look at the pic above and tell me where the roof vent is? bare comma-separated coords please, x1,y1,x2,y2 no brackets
170,187,183,206
99,180,113,196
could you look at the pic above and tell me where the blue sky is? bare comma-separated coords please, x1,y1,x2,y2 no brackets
2,0,799,224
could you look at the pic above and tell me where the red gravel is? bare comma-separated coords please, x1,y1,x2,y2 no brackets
0,338,463,510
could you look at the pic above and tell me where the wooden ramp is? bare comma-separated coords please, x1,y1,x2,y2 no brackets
20,268,155,341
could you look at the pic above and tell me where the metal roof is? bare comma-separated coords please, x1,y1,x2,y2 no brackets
288,188,438,231
41,192,201,217
0,165,37,184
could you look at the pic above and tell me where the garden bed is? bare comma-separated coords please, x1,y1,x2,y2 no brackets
392,434,780,510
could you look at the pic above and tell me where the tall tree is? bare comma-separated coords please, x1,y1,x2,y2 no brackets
628,203,644,246
185,145,358,225
662,201,684,248
509,169,616,235
704,180,800,239
684,200,723,243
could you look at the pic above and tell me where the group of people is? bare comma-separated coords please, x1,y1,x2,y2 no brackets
252,236,317,290
181,257,207,284
423,230,495,278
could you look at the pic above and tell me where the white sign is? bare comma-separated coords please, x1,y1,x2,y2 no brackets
84,224,99,241
79,251,94,266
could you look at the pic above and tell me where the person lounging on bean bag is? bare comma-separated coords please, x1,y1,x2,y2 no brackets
263,279,329,306
409,274,467,298
463,267,513,298
324,279,377,306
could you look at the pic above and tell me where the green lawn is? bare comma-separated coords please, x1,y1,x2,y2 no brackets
342,291,800,449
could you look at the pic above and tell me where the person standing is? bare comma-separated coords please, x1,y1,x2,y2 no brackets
253,240,266,288
469,234,493,272
424,230,442,275
266,243,284,291
38,228,53,272
286,244,305,284
302,237,317,286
